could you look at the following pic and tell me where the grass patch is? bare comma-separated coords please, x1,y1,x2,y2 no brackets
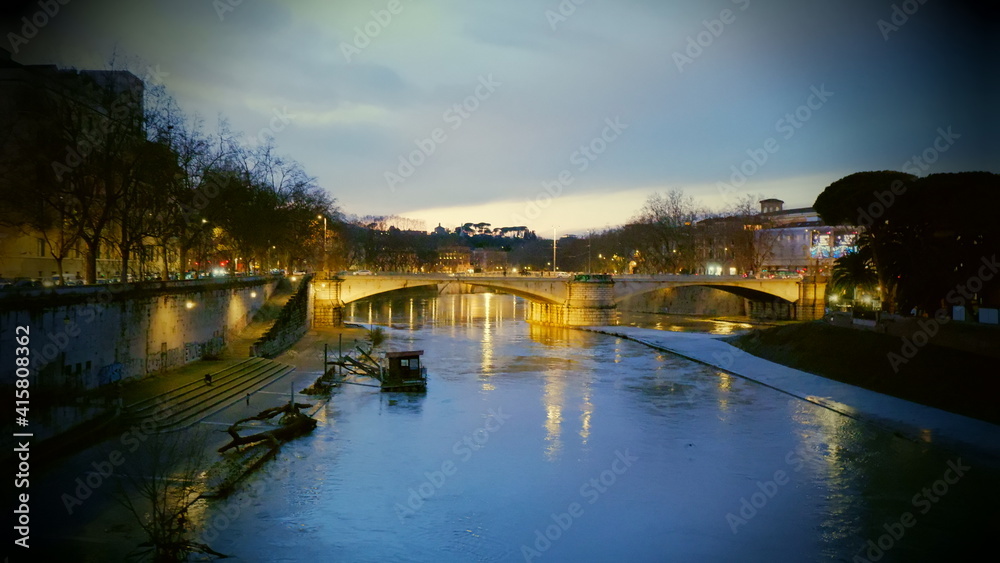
725,321,1000,425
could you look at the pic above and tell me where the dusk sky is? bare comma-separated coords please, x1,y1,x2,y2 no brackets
4,0,997,235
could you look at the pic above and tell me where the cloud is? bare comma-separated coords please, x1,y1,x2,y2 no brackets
7,0,995,233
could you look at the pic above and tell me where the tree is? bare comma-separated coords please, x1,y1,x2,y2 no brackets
629,189,703,273
830,241,878,306
113,427,227,561
366,326,386,351
0,65,89,283
706,193,779,276
815,171,1000,313
814,171,916,312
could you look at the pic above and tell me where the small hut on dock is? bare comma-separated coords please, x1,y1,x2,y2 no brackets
382,350,427,392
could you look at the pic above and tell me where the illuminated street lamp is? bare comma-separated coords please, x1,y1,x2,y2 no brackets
318,214,328,272
552,226,558,273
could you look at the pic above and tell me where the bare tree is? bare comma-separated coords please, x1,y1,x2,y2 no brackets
722,193,778,276
630,188,703,273
113,427,227,561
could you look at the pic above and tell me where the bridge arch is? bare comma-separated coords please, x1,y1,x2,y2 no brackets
612,281,796,306
323,275,566,306
333,278,441,305
612,278,801,305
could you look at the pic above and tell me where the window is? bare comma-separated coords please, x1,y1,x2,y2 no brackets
37,238,45,257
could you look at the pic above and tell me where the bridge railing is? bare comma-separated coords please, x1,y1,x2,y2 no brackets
324,272,797,282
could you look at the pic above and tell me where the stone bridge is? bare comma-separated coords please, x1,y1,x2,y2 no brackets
311,273,827,327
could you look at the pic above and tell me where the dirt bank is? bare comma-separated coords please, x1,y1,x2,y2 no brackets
725,321,1000,425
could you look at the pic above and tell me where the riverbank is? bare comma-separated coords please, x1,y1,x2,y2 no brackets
31,324,365,561
583,325,1000,465
725,321,1000,425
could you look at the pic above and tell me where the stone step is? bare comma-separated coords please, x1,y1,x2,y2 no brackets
123,358,295,431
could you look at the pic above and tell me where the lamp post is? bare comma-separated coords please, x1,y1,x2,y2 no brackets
587,230,592,273
552,226,557,273
318,214,327,272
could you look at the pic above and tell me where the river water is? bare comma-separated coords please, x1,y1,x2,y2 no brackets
202,291,997,562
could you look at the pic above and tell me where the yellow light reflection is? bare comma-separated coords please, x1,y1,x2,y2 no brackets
789,397,859,492
714,372,733,411
717,372,732,391
543,375,566,461
481,293,494,390
579,389,593,445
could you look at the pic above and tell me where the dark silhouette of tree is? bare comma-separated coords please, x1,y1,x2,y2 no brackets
113,428,227,562
814,171,916,311
815,171,1000,314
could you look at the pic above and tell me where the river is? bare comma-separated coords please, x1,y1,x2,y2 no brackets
200,291,997,562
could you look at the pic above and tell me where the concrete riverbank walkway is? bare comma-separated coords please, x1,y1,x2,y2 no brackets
583,326,1000,465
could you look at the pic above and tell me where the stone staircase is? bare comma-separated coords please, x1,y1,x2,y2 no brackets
123,357,294,432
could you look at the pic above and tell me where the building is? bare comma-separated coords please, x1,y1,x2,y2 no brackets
691,198,857,278
756,199,857,277
435,245,471,273
0,51,145,283
470,248,509,272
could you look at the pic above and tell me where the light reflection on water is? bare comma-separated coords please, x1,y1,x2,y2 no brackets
619,310,758,335
203,291,996,562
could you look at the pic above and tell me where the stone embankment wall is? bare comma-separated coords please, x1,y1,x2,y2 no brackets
0,277,279,390
251,275,313,358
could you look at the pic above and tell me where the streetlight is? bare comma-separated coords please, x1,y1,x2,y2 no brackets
317,214,327,271
552,226,558,273
587,229,593,273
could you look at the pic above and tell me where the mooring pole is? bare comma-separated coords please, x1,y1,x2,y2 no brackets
338,334,343,376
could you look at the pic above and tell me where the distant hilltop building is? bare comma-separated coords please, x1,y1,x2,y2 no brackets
453,223,532,238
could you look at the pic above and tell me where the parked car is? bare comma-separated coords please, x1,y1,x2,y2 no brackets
352,270,373,276
11,278,42,289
